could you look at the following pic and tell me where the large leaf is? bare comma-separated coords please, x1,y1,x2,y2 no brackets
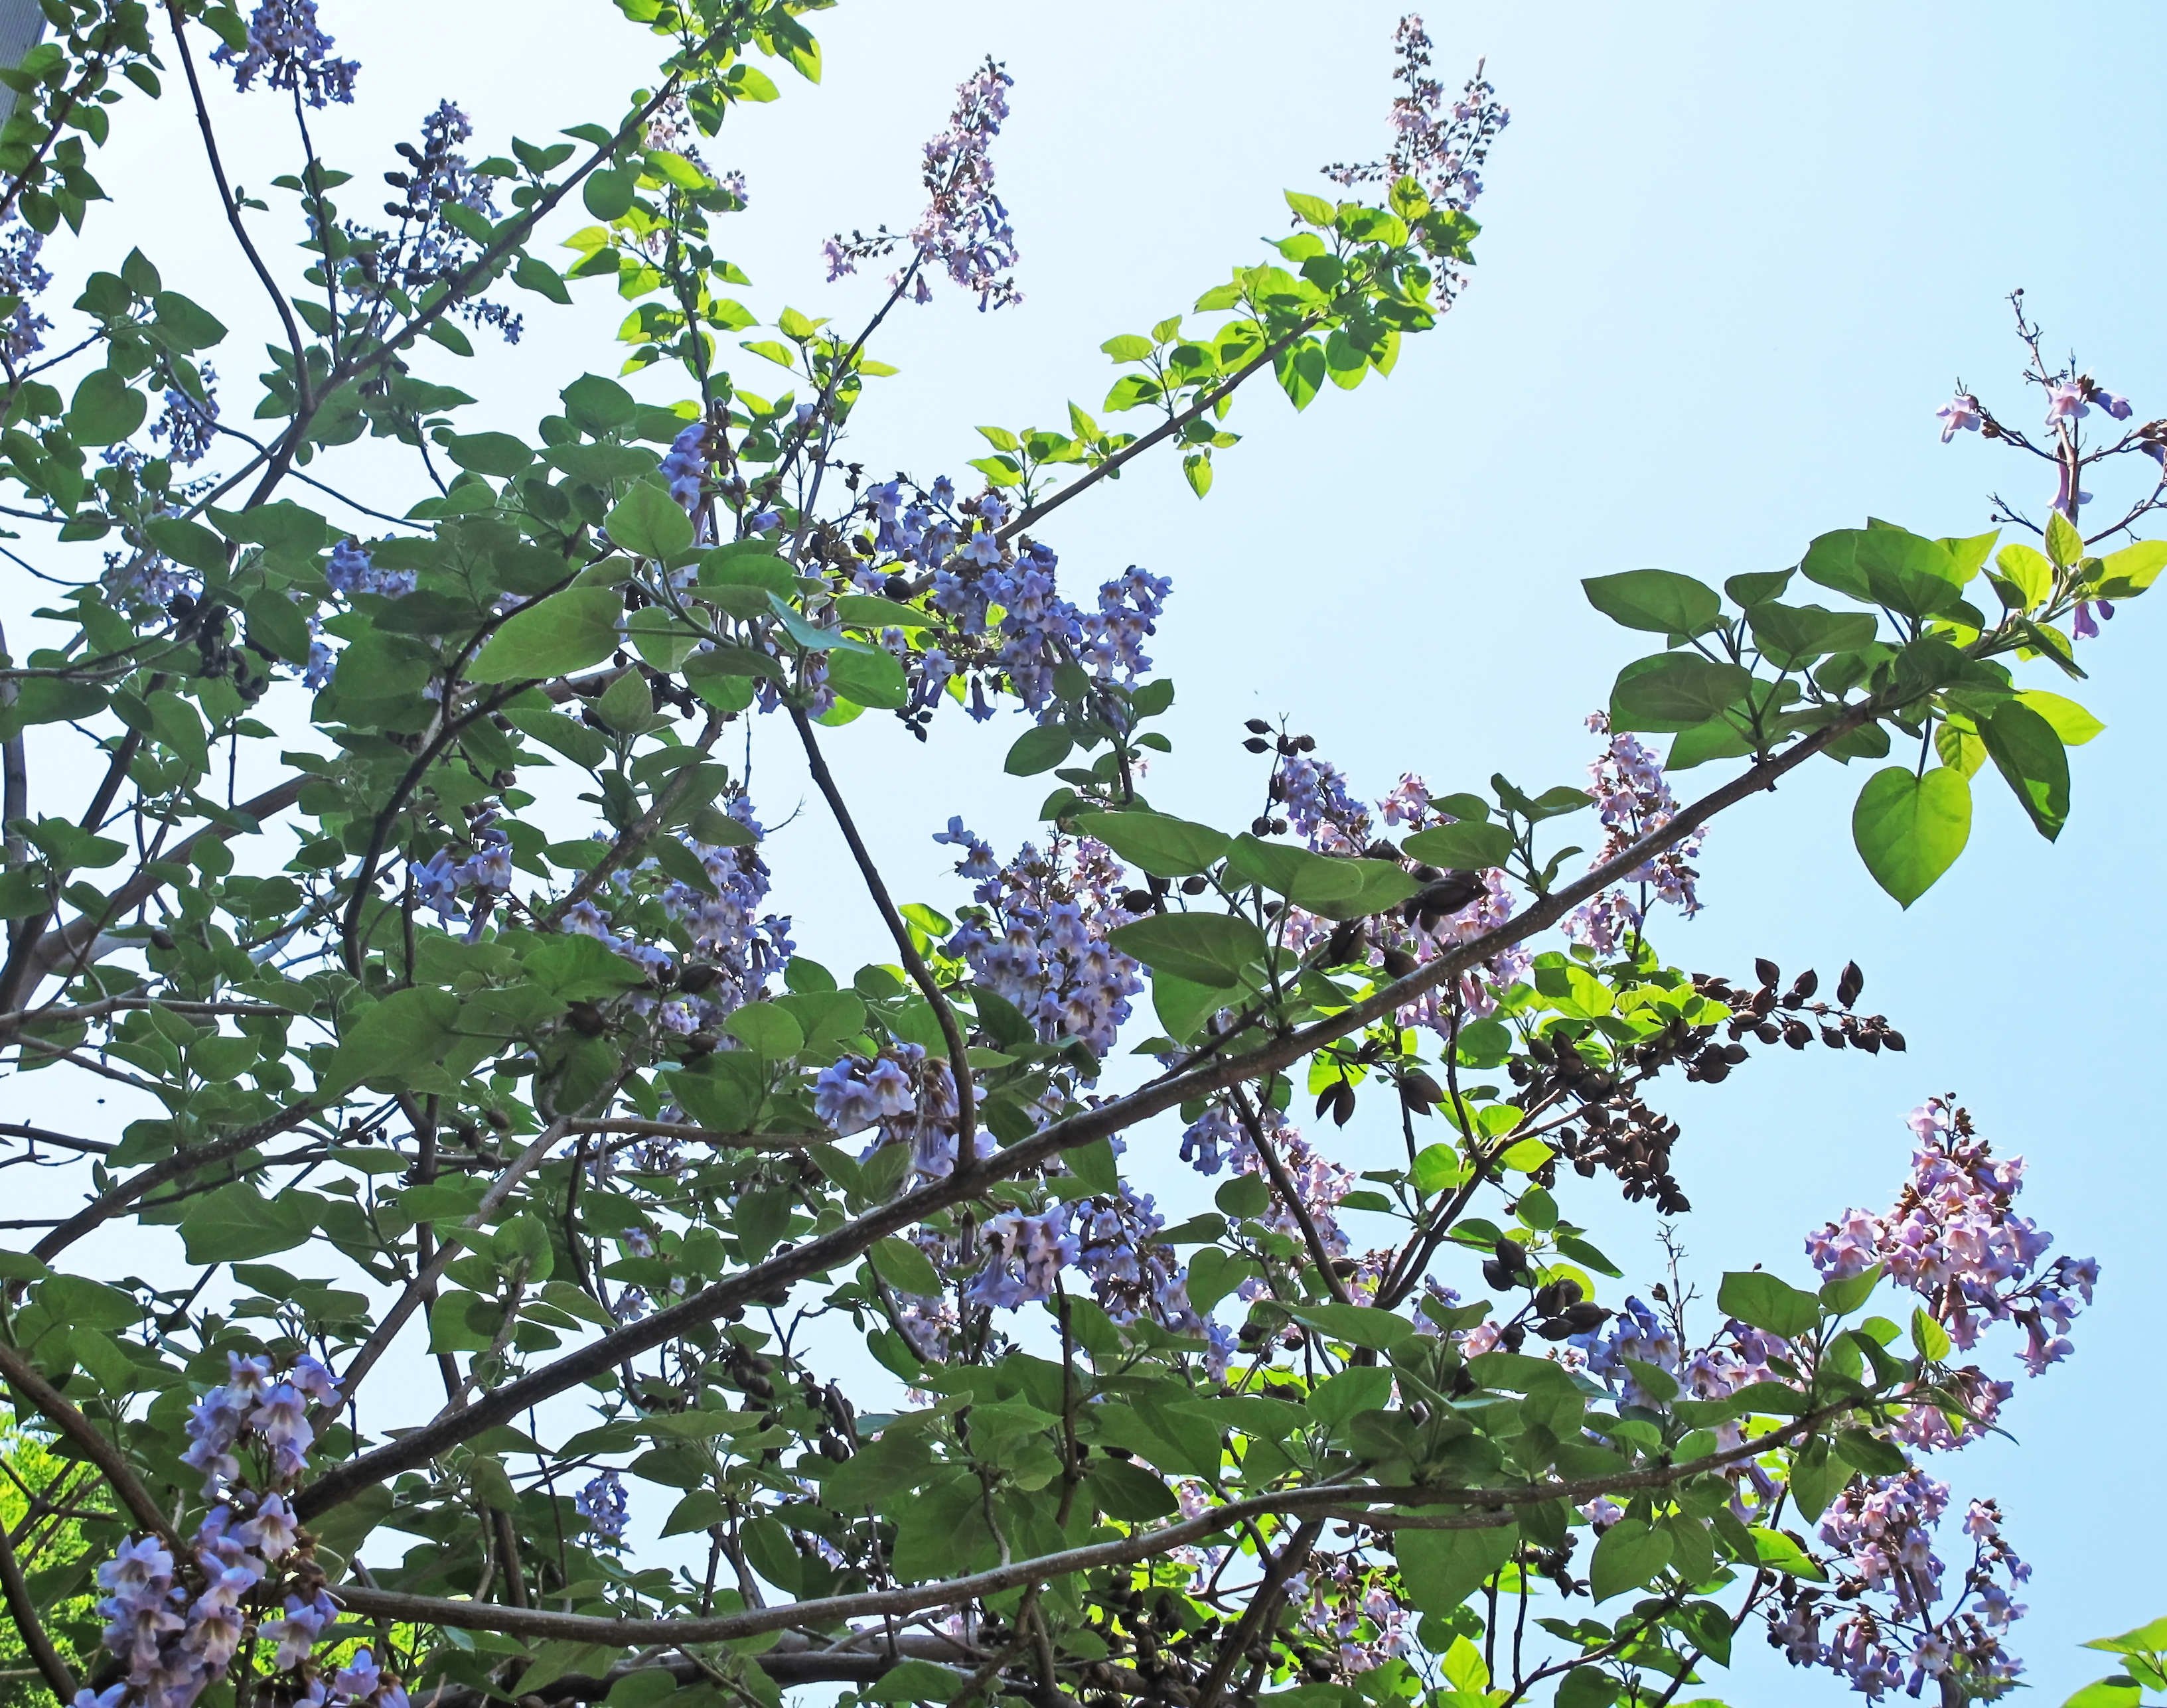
1073,810,1231,877
469,587,625,683
826,646,909,709
1608,654,1753,733
605,481,696,561
67,367,147,445
1396,1524,1519,1616
1107,913,1267,987
181,1184,316,1264
1715,1270,1821,1338
1851,765,1971,908
1800,526,1969,619
1980,697,2070,841
1582,569,1722,636
1590,1517,1675,1602
2091,538,2167,601
1223,835,1418,918
1402,819,1513,869
1746,602,1878,669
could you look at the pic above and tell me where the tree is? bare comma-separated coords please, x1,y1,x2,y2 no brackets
0,5,2144,1707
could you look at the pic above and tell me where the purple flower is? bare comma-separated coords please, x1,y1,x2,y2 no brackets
1935,393,1981,443
211,0,359,107
2073,601,2099,640
2046,380,2088,423
575,1470,629,1543
658,421,708,512
2095,386,2134,420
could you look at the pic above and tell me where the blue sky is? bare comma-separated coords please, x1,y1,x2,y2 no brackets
9,2,2165,1699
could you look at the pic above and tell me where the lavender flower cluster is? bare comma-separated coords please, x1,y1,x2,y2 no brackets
560,806,795,1030
1807,1096,2095,1380
824,58,1021,310
211,0,359,109
82,1352,382,1708
940,827,1144,1054
0,213,52,364
1264,748,1529,1028
1564,709,1704,954
852,480,1173,725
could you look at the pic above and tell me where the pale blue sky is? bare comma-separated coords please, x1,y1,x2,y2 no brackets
7,3,2164,1699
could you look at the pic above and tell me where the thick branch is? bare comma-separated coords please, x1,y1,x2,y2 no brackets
328,1409,1831,1644
295,703,1869,1521
0,1341,182,1547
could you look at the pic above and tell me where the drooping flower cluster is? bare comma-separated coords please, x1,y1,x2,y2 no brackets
414,808,515,936
575,1468,629,1545
1295,1556,1413,1678
150,368,220,468
1771,1474,2029,1701
1178,1100,1353,1265
0,213,52,363
841,481,1173,727
210,0,360,107
815,1042,980,1185
826,60,1021,309
941,828,1144,1056
1807,1097,2094,1376
1072,1179,1204,1331
908,57,1021,309
553,802,794,1036
87,1353,358,1708
1563,710,1704,954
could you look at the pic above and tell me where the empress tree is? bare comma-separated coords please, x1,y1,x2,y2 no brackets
0,4,2146,1707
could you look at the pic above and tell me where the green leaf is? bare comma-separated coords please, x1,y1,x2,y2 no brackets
1088,1457,1179,1520
67,367,147,445
1832,1428,1907,1477
1608,654,1754,733
1851,766,1971,908
1075,810,1231,878
1395,1524,1519,1616
181,1183,315,1264
725,1002,804,1060
1801,526,1969,618
143,517,230,576
1582,569,1722,636
1785,1438,1846,1526
1980,698,2069,841
444,431,534,478
1747,602,1878,669
869,1236,944,1299
1910,1306,1951,1362
863,1660,964,1702
1309,1366,1393,1427
1590,1517,1675,1602
1402,819,1513,869
1286,1302,1414,1350
244,588,314,664
1151,969,1224,1042
1106,912,1266,988
1223,835,1416,918
583,167,637,220
1748,1526,1825,1580
824,645,909,710
834,594,932,632
1715,1271,1821,1338
1817,1263,1881,1315
514,254,573,305
2015,690,2103,745
1004,723,1073,777
606,482,696,561
1284,189,1337,226
2091,538,2167,601
469,587,624,683
2059,1681,2142,1708
2046,509,2084,569
1988,542,2054,610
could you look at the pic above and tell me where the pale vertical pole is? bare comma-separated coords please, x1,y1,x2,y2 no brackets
0,0,45,127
